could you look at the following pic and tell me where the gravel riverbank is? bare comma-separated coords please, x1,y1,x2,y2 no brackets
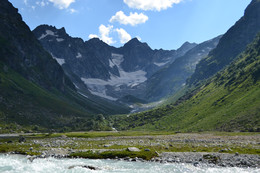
156,152,260,168
1,132,259,168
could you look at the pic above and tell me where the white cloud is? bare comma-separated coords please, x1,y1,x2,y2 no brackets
48,0,75,9
123,0,182,11
89,25,116,45
110,11,148,26
99,25,115,45
136,36,142,41
115,28,131,44
23,0,28,5
88,34,99,39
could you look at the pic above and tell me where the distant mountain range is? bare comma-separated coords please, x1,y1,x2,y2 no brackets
33,24,219,104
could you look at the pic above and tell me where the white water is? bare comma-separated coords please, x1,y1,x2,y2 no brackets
0,154,259,173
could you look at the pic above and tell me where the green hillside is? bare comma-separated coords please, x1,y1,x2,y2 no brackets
0,62,122,132
188,0,260,85
113,33,260,132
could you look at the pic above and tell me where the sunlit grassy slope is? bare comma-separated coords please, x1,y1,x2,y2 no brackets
113,33,260,132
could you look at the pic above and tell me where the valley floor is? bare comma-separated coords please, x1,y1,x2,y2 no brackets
0,131,259,168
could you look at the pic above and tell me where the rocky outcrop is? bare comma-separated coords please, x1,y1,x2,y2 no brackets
143,35,221,101
188,0,260,85
0,1,74,91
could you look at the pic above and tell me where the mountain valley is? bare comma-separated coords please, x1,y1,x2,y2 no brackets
0,0,259,133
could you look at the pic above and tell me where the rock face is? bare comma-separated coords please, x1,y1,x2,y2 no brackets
188,0,260,85
127,147,141,152
33,25,199,102
143,35,221,101
0,1,74,91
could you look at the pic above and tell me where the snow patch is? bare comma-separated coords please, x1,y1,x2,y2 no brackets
111,53,124,67
76,52,82,58
78,91,88,98
55,58,65,65
38,30,58,40
50,53,65,65
73,83,79,89
81,52,147,100
82,53,147,88
56,38,64,42
154,60,170,67
109,59,115,68
82,69,146,88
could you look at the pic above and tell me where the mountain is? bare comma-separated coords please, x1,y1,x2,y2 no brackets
0,1,73,92
0,0,129,132
188,0,260,85
142,35,221,102
33,25,197,102
114,32,260,132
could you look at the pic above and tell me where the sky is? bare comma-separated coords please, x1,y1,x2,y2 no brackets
9,0,251,50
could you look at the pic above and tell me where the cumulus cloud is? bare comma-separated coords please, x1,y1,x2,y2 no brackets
110,11,148,26
89,25,115,45
48,0,75,9
123,0,182,11
88,34,99,39
115,28,132,44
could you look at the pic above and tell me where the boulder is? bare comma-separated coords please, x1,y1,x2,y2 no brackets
19,136,26,143
127,147,140,152
68,165,101,170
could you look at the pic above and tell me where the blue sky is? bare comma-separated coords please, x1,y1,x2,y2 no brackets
9,0,250,50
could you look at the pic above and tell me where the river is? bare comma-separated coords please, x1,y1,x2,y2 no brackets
0,154,259,173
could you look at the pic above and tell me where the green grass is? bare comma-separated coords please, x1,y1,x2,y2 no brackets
31,131,176,138
0,62,124,132
70,149,158,160
0,138,42,155
113,33,260,132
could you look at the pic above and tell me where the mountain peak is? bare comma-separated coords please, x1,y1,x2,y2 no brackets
86,37,111,48
34,24,67,36
87,37,102,44
180,41,197,49
129,37,140,42
123,37,151,50
124,37,142,46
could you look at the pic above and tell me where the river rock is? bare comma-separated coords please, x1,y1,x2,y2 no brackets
127,147,140,152
68,165,101,170
19,136,26,143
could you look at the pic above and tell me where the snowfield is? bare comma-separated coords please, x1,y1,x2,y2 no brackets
81,53,147,100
